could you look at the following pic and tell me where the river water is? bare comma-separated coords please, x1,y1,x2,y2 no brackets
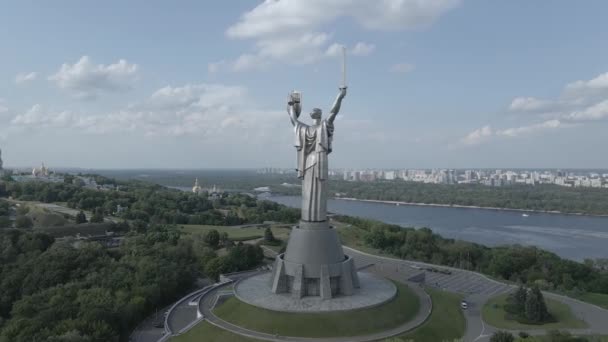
269,195,608,261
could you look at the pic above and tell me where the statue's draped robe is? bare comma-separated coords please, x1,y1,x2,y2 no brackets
294,120,334,222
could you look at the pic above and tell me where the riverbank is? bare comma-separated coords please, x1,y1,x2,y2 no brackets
334,197,608,218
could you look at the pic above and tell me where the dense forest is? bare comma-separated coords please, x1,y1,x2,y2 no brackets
0,175,281,341
323,180,608,215
336,215,608,295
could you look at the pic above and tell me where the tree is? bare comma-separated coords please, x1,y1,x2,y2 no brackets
63,174,75,184
90,208,104,223
205,257,227,282
219,232,230,246
0,216,11,228
513,285,527,313
75,210,87,224
490,331,514,342
264,226,275,242
204,229,220,248
525,285,549,323
15,215,33,229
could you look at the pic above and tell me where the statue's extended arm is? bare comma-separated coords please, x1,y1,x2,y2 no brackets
327,87,347,124
287,95,302,126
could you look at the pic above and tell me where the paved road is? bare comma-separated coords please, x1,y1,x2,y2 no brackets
130,305,171,342
167,291,205,334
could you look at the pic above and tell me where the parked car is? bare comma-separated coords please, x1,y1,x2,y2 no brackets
460,300,468,310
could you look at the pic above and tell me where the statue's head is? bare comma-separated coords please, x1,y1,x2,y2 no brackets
310,108,322,120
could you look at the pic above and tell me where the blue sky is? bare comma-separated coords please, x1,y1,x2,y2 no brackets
1,0,608,169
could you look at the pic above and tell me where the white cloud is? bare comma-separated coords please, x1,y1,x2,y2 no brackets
226,0,460,39
461,70,608,147
48,56,139,99
390,63,415,74
214,0,459,72
565,99,608,121
9,83,286,144
325,43,344,58
12,104,79,127
461,120,563,146
146,84,247,110
509,97,553,112
461,125,492,145
496,119,561,138
351,42,375,56
15,72,38,84
566,72,608,91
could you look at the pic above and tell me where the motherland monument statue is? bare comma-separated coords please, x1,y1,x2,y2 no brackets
270,47,360,299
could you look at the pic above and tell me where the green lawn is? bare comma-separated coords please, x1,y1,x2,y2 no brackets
482,293,587,330
179,224,291,242
171,321,257,342
213,281,420,338
333,220,383,255
572,292,608,310
389,287,465,342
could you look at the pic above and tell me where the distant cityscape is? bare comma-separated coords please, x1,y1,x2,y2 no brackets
257,167,608,188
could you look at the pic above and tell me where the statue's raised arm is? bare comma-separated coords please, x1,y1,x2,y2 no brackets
287,92,303,126
327,87,347,124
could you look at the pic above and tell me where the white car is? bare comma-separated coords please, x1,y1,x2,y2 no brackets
460,300,468,310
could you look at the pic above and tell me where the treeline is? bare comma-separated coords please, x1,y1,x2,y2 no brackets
0,226,266,341
335,215,608,295
0,177,299,227
273,180,608,215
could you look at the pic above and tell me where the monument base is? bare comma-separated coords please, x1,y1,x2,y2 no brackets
236,271,396,313
270,220,360,299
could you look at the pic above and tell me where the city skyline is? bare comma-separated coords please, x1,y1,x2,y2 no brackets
1,1,608,169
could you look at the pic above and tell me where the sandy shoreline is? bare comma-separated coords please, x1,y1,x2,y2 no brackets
334,197,608,218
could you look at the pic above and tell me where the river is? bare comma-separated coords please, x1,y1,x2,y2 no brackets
269,195,608,261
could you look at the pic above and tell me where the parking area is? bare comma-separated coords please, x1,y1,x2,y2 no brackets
345,247,513,297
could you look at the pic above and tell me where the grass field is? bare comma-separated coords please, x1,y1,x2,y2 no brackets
572,292,608,310
179,224,291,242
213,281,420,338
390,287,465,342
171,321,257,342
333,220,383,255
482,293,588,330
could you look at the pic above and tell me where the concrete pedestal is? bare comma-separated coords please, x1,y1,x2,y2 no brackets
238,271,396,312
270,220,360,299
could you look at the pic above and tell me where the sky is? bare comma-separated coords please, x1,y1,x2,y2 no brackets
1,0,608,169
